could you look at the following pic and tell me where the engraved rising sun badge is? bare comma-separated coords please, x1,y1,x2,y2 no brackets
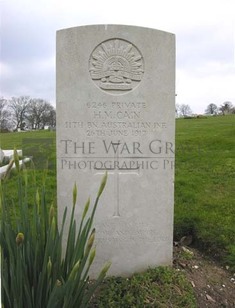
89,39,144,94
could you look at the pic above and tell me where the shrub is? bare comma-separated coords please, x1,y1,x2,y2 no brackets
0,150,110,308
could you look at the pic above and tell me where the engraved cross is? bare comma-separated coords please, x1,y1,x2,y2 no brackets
95,141,140,217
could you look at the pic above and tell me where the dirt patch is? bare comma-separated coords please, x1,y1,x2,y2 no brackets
174,246,235,307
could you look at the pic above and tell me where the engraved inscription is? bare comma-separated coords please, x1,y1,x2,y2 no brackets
95,221,171,243
89,39,144,94
64,100,168,137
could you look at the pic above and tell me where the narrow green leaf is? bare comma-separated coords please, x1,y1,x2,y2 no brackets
97,171,107,198
73,182,77,208
14,148,20,173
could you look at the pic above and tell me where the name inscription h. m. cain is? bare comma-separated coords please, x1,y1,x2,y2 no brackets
89,39,144,94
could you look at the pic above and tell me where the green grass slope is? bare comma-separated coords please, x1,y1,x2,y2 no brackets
174,115,235,265
0,130,56,210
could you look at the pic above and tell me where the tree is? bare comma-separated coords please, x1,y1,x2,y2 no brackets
45,105,56,128
26,99,56,129
0,98,12,131
41,102,56,128
1,96,55,131
179,104,192,117
205,103,218,115
9,96,31,130
219,101,233,115
27,98,45,129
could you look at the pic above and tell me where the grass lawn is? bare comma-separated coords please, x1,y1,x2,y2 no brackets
0,130,57,213
0,116,234,264
0,130,56,149
174,115,235,264
0,116,234,306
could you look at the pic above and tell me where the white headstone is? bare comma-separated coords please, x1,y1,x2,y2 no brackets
56,25,175,277
0,149,5,164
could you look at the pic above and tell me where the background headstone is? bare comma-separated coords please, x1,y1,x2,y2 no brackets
0,149,4,164
57,24,175,277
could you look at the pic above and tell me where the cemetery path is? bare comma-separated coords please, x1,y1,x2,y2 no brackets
174,246,235,308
